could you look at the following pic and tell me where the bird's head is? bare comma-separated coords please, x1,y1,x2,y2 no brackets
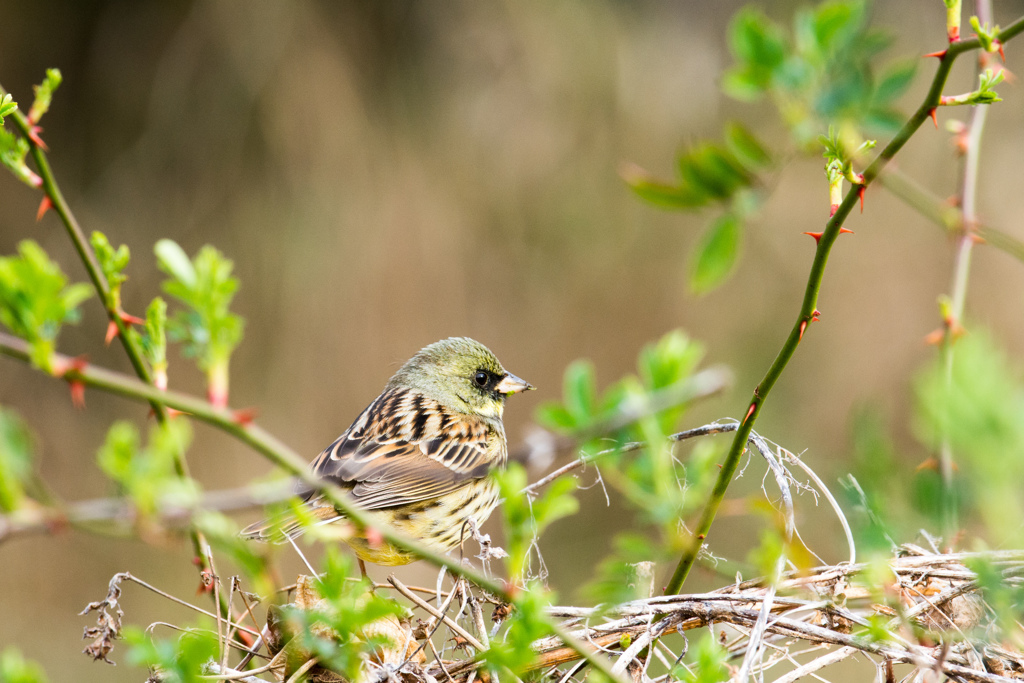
387,337,533,418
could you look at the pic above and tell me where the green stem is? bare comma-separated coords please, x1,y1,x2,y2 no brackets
0,332,628,683
938,0,995,542
0,80,214,593
877,167,1024,263
663,13,1024,596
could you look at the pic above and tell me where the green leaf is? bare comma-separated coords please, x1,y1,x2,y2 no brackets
97,420,197,516
562,360,598,424
0,649,49,683
141,297,168,382
623,172,709,210
0,94,17,121
724,122,772,171
689,215,741,294
0,408,35,513
0,128,39,188
154,239,196,289
27,69,62,124
156,240,244,402
90,231,130,296
677,145,750,201
124,626,217,683
873,59,917,103
812,1,864,52
534,402,577,432
481,582,553,674
499,463,578,579
678,631,729,683
0,240,94,373
637,329,702,391
729,8,786,73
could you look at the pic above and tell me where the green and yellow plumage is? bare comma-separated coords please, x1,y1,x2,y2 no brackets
242,337,532,566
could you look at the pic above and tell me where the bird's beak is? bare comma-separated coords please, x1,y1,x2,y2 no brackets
495,372,534,395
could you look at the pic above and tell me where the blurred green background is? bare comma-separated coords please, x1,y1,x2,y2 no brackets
1,1,1023,679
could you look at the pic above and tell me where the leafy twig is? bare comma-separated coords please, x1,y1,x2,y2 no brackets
663,12,1024,596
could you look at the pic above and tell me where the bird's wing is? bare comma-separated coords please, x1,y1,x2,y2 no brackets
307,387,503,510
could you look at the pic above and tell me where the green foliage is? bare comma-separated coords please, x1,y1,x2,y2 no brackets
141,297,169,385
0,408,35,513
123,625,217,683
97,419,198,517
967,69,1004,105
724,0,914,143
0,649,48,683
677,631,729,683
0,126,39,188
0,240,93,372
537,329,703,441
624,125,769,293
689,214,740,294
820,125,875,182
90,232,130,294
499,462,578,579
969,16,1002,53
483,582,553,674
27,69,61,124
914,330,1024,543
281,548,405,681
155,239,243,403
0,94,16,121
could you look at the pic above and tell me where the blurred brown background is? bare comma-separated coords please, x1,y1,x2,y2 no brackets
1,1,1023,679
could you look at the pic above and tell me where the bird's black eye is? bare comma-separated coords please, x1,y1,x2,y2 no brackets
473,371,489,388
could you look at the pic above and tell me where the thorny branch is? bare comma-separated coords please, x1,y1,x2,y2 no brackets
664,10,1024,597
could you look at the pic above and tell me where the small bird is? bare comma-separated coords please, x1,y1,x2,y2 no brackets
241,337,533,567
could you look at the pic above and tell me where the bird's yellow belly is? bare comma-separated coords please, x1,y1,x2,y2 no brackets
345,480,501,566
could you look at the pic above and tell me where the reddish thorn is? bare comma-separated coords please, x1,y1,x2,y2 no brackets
924,329,945,346
969,233,985,245
191,557,202,566
104,320,119,346
804,231,824,244
27,125,48,151
149,407,188,420
743,402,756,423
839,228,854,236
120,311,145,326
697,534,706,540
923,49,947,59
857,186,866,213
799,320,808,342
812,309,821,321
36,196,53,221
232,407,259,426
69,380,86,409
929,108,938,128
997,42,1005,62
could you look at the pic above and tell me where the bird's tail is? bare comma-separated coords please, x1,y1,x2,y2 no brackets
240,499,342,543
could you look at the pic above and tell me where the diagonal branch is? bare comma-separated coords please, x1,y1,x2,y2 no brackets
663,12,1024,596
